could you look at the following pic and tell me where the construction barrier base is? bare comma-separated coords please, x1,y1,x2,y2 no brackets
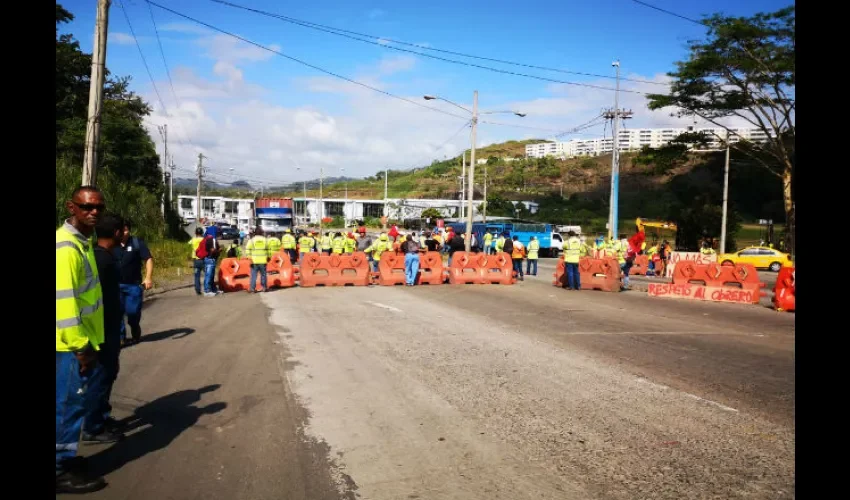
447,252,515,285
299,252,371,287
647,283,761,305
772,266,795,312
553,257,621,292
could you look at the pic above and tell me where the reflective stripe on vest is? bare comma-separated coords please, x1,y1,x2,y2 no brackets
56,228,104,352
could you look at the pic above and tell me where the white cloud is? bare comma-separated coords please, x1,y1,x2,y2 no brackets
142,45,758,188
157,22,214,35
377,55,417,75
109,32,137,45
197,34,281,64
368,9,386,20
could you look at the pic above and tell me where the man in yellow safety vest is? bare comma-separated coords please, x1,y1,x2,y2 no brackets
526,236,540,276
281,228,297,262
563,230,585,290
298,231,315,260
331,232,346,254
344,232,357,254
56,186,109,493
320,232,332,255
246,228,270,293
266,231,282,256
365,233,392,272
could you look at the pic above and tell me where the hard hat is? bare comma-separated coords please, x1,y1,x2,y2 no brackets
285,228,291,233
380,233,388,241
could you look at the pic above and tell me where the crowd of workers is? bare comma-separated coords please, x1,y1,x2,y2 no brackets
189,219,664,292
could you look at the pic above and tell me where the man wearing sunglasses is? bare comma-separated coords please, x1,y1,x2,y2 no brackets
56,186,109,493
113,219,154,345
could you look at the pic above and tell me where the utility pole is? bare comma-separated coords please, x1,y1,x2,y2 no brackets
483,158,488,223
465,90,478,253
461,151,466,219
342,167,348,227
158,124,167,216
196,153,204,225
169,159,175,211
603,60,633,240
720,130,731,254
383,167,389,217
81,0,111,186
319,167,324,236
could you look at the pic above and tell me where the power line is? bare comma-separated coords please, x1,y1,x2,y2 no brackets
147,1,471,121
211,0,665,87
208,0,650,94
117,1,169,116
630,0,706,26
144,0,203,153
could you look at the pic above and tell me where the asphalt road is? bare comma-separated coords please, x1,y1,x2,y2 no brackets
66,264,794,499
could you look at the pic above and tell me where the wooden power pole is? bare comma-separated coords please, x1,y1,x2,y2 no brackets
81,0,112,186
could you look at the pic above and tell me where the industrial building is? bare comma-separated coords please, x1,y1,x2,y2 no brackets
177,195,539,229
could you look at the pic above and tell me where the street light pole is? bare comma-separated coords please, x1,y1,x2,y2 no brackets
720,130,731,254
422,93,525,247
465,90,478,253
608,60,621,241
319,167,324,236
341,167,347,227
461,151,466,219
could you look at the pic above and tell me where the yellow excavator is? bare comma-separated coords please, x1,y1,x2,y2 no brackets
636,217,677,242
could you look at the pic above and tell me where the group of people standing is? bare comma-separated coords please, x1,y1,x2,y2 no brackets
56,186,157,494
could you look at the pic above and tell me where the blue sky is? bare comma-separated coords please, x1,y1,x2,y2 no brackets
60,0,791,185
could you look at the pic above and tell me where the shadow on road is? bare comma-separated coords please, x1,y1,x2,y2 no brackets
141,327,196,343
87,385,226,477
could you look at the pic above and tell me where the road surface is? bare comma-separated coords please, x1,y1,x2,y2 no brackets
67,267,794,500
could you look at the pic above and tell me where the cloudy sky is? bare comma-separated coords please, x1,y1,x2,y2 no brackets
62,0,789,186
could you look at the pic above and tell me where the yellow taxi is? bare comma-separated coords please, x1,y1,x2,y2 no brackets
718,246,793,272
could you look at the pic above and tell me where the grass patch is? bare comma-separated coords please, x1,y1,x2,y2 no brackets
149,239,194,287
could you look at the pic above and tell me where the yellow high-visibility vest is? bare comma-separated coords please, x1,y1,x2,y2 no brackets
247,236,270,264
267,237,282,254
56,223,104,352
527,240,540,259
281,234,297,250
564,237,583,264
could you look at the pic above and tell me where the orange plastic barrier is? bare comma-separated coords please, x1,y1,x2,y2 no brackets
553,256,622,292
629,255,650,275
298,252,371,287
377,251,444,285
267,251,296,289
447,252,515,285
773,267,795,312
650,261,766,305
218,257,254,292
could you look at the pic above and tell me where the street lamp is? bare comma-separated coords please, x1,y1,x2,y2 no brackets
295,165,308,226
341,167,347,227
423,92,525,252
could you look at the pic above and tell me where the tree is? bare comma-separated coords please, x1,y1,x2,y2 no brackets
647,6,795,253
420,207,442,220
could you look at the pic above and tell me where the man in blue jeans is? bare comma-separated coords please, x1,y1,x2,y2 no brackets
113,220,154,345
83,213,127,444
402,234,420,285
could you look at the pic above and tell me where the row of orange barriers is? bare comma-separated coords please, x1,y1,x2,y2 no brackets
218,250,518,290
552,257,622,292
644,261,767,305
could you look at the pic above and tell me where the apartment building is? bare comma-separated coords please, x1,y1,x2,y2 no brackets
526,127,772,159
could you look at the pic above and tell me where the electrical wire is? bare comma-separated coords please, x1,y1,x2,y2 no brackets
630,0,706,26
207,0,649,94
147,1,471,121
144,0,204,153
210,0,666,87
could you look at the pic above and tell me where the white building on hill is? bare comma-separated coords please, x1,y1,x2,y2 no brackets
526,127,771,159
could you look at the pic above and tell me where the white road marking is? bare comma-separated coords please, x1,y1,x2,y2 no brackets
635,377,739,413
365,301,403,313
